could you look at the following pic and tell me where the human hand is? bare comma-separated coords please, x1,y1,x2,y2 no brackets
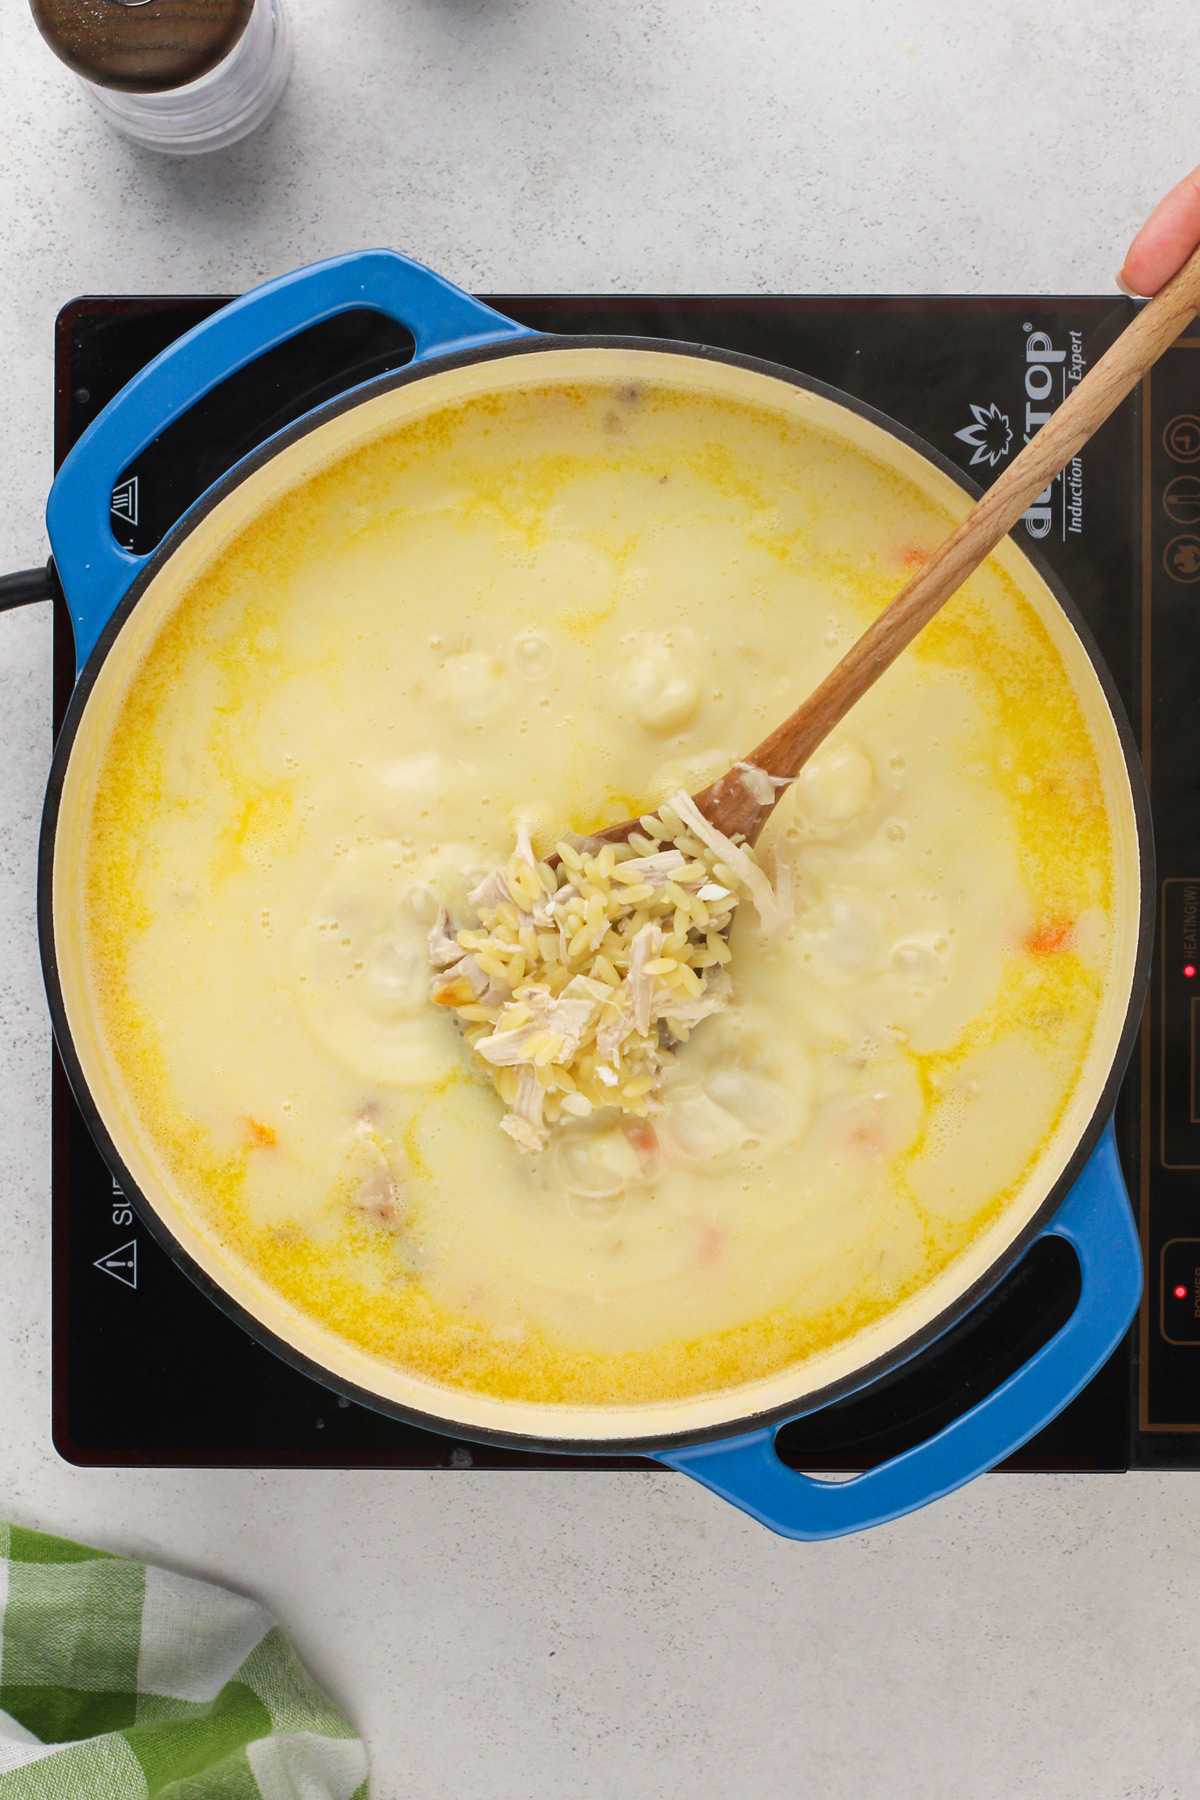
1120,166,1200,295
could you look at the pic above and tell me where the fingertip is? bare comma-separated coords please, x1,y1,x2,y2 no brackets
1115,269,1142,299
1121,164,1200,296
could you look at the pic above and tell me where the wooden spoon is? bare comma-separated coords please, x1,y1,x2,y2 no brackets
594,246,1200,851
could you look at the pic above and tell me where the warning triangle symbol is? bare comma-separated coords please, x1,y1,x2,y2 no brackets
111,476,139,526
95,1240,137,1289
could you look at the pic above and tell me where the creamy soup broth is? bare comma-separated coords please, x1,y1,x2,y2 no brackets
79,370,1115,1408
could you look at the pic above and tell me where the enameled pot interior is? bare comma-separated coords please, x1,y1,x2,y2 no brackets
48,344,1147,1447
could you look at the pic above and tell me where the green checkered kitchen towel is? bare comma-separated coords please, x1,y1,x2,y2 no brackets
0,1523,368,1799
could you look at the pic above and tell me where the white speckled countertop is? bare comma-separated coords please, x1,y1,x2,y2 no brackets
1,4,1197,1794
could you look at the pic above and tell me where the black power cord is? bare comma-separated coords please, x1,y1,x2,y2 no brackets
0,560,58,614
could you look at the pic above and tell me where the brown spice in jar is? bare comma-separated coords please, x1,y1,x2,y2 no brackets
30,0,255,93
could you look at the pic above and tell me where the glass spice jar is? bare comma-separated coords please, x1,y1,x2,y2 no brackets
30,0,292,154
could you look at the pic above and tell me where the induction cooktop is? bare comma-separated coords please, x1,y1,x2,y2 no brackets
49,290,1200,1471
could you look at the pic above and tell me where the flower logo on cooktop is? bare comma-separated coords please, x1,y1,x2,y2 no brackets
954,402,1013,468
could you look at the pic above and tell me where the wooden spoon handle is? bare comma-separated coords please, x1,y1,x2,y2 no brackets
732,242,1200,804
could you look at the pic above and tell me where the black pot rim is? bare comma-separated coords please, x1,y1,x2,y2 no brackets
38,329,1156,1457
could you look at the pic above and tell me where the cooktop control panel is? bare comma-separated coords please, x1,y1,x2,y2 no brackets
1139,338,1200,1446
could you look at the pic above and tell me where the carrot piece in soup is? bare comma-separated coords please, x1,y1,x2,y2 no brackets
897,542,931,570
697,1222,725,1267
625,1119,659,1160
1026,921,1074,955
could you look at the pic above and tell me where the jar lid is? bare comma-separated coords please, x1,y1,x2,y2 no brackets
31,0,256,93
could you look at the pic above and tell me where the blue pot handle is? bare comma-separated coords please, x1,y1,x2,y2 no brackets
46,249,536,674
656,1119,1140,1539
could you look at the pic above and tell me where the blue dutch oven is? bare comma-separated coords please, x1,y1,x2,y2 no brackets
21,251,1151,1539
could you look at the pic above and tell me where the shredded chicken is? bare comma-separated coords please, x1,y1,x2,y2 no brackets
349,1124,408,1231
427,791,790,1151
668,789,790,932
354,1166,406,1230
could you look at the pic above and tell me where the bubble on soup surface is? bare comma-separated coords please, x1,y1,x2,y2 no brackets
889,941,941,986
512,629,554,679
554,1124,644,1199
359,756,463,842
297,845,455,1086
663,1091,745,1162
368,933,428,1013
703,1068,790,1142
624,642,700,732
440,652,509,722
373,750,445,793
798,743,874,825
568,1190,625,1224
398,884,439,927
808,896,879,976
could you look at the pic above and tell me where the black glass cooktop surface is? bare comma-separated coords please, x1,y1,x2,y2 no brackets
50,290,1199,1469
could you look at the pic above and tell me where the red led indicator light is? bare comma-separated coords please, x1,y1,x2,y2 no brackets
1187,965,1197,978
1176,1285,1189,1299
